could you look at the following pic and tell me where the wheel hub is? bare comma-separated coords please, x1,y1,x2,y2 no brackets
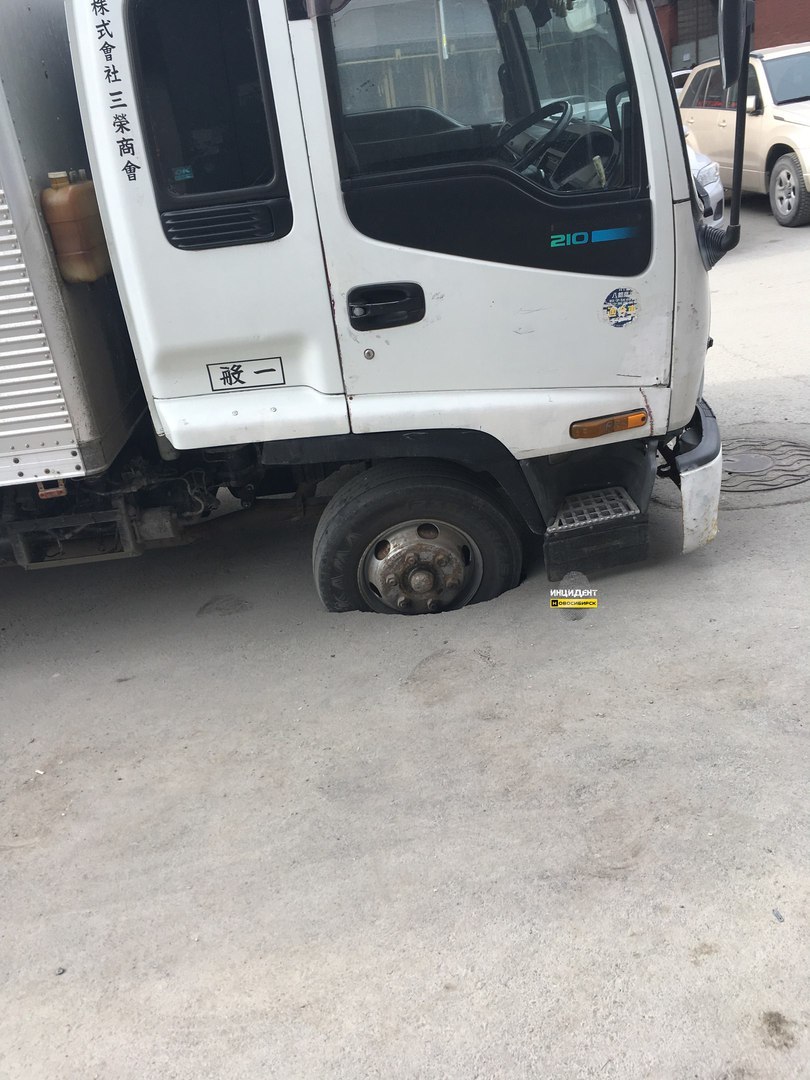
408,568,436,594
776,169,796,214
360,519,482,614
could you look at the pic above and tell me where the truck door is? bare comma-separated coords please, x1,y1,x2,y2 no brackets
67,0,348,451
290,0,676,444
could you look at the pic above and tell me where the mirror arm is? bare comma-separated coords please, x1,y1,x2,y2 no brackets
720,21,752,253
699,2,755,270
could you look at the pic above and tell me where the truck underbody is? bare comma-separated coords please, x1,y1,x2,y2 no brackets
1,401,720,614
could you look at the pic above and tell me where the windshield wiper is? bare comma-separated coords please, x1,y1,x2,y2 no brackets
777,94,810,105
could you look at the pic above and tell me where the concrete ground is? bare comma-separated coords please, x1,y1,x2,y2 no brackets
1,201,809,1080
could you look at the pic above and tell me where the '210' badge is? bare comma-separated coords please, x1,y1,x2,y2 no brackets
603,288,639,328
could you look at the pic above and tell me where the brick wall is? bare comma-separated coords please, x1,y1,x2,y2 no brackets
653,1,678,57
675,0,714,47
653,1,716,66
654,0,810,64
753,0,810,48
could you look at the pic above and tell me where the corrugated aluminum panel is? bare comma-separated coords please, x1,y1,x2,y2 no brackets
0,186,85,487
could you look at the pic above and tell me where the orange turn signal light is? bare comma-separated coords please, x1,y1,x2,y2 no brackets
569,409,648,440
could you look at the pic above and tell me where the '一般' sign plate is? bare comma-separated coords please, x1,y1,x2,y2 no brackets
207,359,286,392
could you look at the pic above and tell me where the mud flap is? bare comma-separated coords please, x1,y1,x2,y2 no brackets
673,400,722,554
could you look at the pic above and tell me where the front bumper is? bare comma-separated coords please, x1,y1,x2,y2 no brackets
672,399,722,554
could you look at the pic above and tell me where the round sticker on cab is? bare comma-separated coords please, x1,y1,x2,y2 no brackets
603,288,639,328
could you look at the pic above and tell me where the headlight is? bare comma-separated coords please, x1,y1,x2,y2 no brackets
696,161,720,186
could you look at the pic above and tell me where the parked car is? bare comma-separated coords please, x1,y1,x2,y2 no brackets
680,42,810,226
672,68,693,102
687,144,725,225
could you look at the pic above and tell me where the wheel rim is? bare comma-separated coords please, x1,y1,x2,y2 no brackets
775,167,797,217
358,518,484,615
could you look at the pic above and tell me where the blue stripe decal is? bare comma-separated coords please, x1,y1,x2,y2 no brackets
591,227,638,244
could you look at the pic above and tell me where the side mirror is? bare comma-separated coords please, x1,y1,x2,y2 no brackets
718,0,752,89
746,94,758,114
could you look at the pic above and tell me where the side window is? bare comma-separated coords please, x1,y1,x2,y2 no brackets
331,0,507,174
697,66,725,109
513,1,637,193
328,0,642,194
726,65,760,109
130,0,291,249
335,2,503,124
680,69,706,109
324,0,651,277
749,68,763,103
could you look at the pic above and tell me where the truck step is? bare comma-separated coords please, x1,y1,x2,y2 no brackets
544,486,648,582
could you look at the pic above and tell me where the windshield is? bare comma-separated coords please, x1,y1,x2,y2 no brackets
763,52,810,105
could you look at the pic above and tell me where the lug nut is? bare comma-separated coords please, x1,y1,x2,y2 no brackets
435,554,447,567
427,600,441,613
385,574,398,587
405,553,417,568
397,596,411,610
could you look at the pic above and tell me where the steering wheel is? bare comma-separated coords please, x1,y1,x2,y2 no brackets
494,99,574,171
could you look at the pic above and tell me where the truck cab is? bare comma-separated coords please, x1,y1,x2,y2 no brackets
1,0,730,613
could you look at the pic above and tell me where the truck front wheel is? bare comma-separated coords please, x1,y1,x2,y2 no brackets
312,463,523,614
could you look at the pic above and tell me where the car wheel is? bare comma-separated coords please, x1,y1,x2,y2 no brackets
769,153,810,227
312,462,524,614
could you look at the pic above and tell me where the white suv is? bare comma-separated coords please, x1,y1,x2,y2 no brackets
680,43,810,227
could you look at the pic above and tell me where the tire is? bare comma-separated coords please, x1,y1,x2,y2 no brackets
312,461,524,614
769,153,810,227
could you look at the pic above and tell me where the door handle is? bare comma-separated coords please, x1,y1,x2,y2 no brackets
347,282,426,331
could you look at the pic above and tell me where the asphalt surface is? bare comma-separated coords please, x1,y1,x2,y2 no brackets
1,200,809,1080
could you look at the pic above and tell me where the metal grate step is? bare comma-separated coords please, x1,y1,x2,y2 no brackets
547,487,640,534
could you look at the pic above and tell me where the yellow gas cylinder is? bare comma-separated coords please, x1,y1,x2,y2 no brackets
41,171,112,285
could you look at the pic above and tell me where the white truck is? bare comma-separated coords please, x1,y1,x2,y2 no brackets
0,0,753,614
